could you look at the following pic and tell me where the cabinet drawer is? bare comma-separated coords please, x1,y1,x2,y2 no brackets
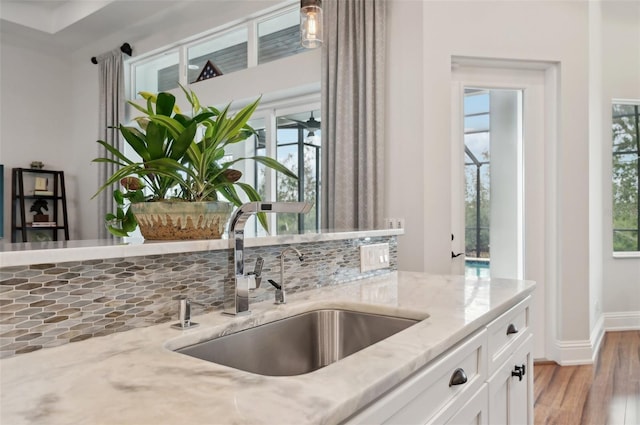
487,296,530,376
344,329,487,425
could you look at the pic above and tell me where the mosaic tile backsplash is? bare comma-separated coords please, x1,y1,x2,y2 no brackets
0,236,397,358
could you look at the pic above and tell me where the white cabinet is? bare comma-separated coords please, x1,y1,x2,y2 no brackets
486,297,533,425
488,335,534,425
343,296,532,425
345,329,487,424
487,297,531,376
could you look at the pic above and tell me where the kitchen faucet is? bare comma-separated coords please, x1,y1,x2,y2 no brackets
224,201,312,316
268,246,304,304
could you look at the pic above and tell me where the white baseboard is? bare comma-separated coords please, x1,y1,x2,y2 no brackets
551,311,639,366
603,311,640,331
552,339,596,366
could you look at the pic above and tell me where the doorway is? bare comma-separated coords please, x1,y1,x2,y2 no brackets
461,88,524,280
451,61,555,361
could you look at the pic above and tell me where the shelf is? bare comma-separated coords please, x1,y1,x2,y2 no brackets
16,225,65,230
11,168,69,243
23,195,63,200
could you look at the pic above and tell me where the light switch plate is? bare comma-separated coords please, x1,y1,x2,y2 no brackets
360,243,390,272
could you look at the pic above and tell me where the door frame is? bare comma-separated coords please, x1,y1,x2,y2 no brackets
450,58,560,362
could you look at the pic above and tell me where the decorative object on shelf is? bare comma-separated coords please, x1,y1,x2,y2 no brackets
300,0,323,48
30,199,49,222
30,161,44,169
93,85,298,239
34,177,47,190
33,176,54,195
193,60,223,83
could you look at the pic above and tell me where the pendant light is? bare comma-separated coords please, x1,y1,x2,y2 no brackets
300,0,323,49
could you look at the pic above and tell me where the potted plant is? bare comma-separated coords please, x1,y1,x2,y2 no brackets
93,85,297,239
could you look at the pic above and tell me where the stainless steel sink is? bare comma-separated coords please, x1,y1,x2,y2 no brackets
175,309,419,376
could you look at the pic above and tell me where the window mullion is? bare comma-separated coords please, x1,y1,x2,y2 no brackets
265,109,277,232
179,46,188,87
247,21,258,68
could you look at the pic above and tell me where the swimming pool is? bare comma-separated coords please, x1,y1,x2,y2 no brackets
465,260,490,279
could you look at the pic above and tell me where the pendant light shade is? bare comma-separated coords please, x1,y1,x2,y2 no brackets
300,0,323,49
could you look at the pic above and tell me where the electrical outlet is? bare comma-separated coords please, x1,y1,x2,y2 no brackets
396,218,405,229
385,218,395,229
360,243,390,272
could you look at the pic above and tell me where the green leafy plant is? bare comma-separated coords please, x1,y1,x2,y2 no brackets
94,85,297,236
104,177,146,237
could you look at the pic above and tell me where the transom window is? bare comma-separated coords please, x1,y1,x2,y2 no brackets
128,3,302,98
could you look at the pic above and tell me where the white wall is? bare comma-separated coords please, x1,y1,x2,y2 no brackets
601,1,640,325
411,1,591,346
0,33,78,239
385,0,639,360
588,0,605,336
385,0,426,272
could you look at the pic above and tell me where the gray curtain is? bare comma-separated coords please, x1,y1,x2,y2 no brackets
321,0,386,230
96,49,125,239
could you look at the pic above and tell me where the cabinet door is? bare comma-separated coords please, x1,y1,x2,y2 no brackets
487,335,533,425
509,336,533,425
443,385,488,425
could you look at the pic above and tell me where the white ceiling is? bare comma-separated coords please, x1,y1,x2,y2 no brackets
0,0,226,52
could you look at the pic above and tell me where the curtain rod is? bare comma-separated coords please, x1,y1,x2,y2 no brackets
91,43,132,64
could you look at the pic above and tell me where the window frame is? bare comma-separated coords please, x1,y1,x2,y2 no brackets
125,1,299,99
611,99,640,256
224,95,321,237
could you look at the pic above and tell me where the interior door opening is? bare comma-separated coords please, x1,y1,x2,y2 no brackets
463,88,524,280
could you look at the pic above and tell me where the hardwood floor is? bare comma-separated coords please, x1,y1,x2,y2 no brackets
534,331,640,425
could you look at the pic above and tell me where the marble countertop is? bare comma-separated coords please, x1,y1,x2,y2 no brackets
0,228,403,267
0,271,535,425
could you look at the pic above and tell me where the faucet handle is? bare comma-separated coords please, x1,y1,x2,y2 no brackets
268,279,285,304
248,256,264,288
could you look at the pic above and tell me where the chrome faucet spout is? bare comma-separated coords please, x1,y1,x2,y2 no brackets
224,202,312,316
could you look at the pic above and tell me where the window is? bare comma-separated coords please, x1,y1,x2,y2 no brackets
612,102,640,252
187,27,248,83
275,110,321,234
258,8,304,65
464,90,491,259
231,104,321,238
134,51,180,94
128,3,307,98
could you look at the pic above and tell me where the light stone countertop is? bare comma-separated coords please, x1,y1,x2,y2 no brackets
0,271,535,425
0,228,403,267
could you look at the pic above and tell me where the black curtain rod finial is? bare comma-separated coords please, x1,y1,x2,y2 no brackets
120,42,132,57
